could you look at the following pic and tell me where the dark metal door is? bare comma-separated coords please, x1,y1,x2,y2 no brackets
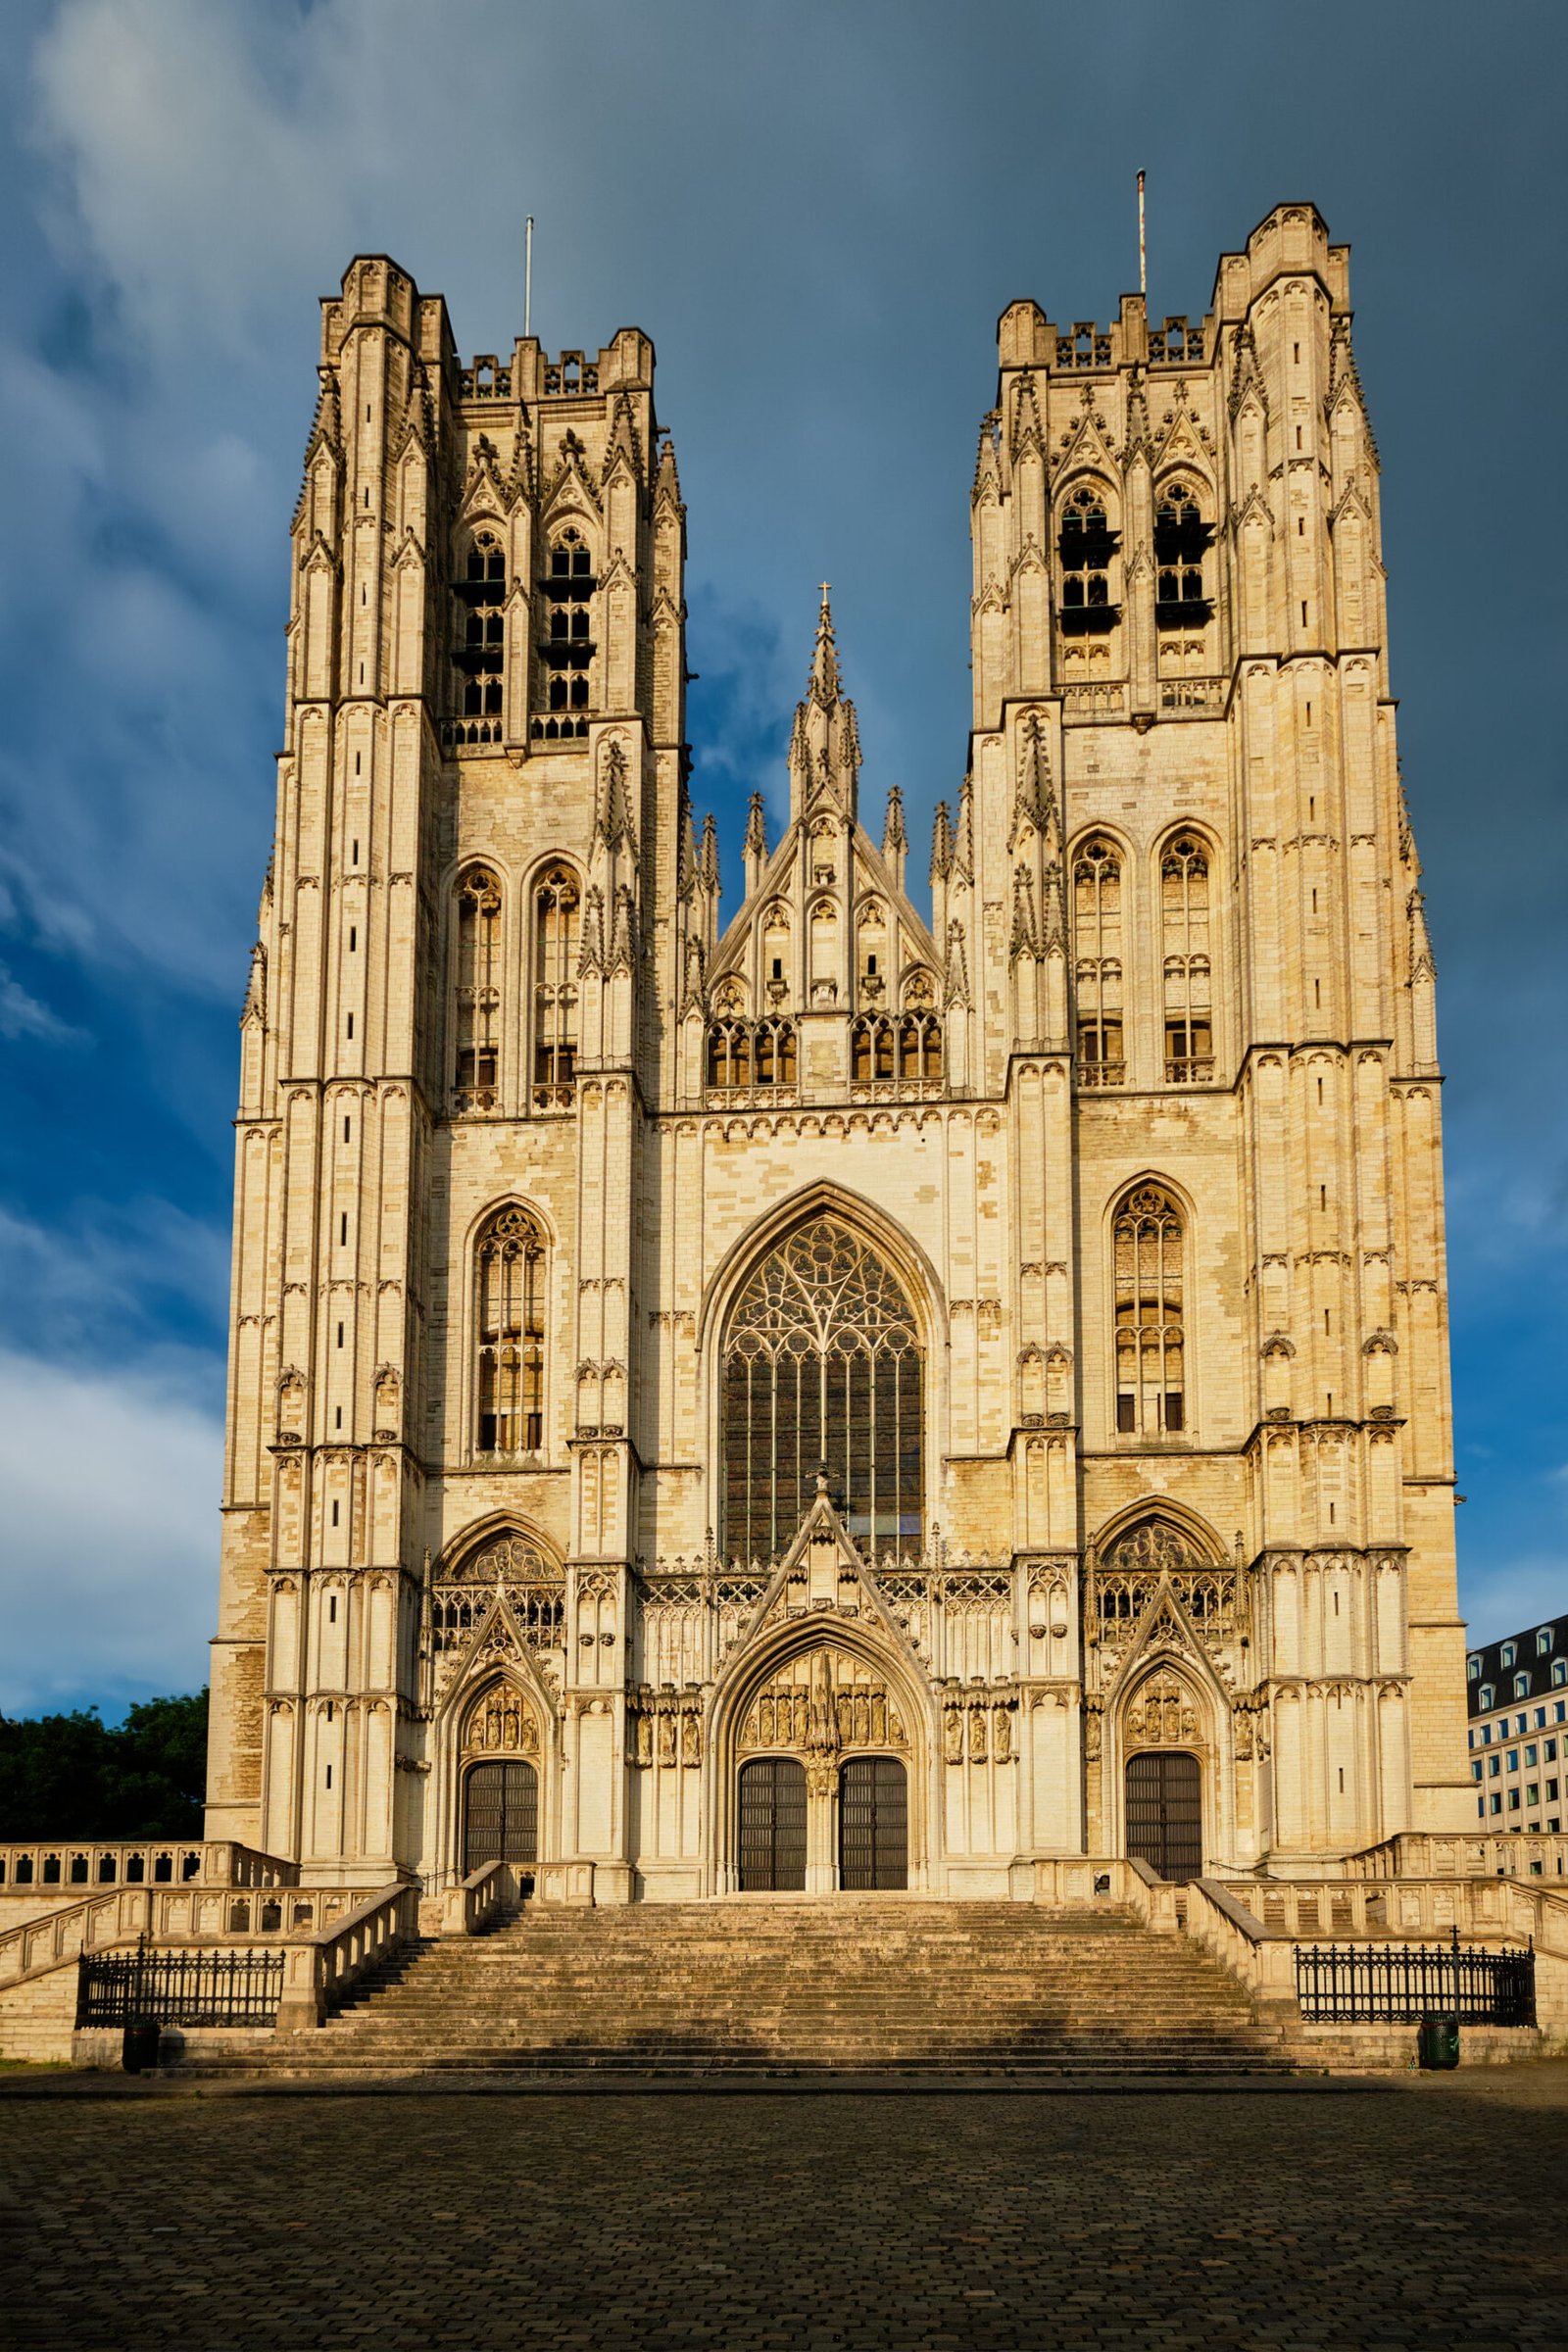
464,1759,539,1874
1125,1750,1202,1883
737,1757,808,1891
838,1756,908,1890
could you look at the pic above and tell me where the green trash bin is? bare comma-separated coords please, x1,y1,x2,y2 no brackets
1417,2014,1459,2071
122,2019,161,2074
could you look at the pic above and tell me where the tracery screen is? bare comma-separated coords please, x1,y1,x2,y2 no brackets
721,1217,923,1562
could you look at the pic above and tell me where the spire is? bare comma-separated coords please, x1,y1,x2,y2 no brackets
809,583,841,708
881,786,907,893
929,800,954,886
700,811,720,895
655,432,683,508
1408,888,1436,984
742,792,768,900
951,779,975,885
788,587,859,821
972,411,1003,500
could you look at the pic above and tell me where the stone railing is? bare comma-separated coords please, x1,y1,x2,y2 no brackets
0,1882,381,1991
1186,1875,1568,2038
1227,1874,1568,1960
1345,1831,1568,1884
426,1858,519,1937
276,1882,420,2032
1030,1855,1179,1930
0,1838,295,1894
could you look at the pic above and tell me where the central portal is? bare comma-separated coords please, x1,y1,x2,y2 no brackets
838,1756,907,1890
738,1756,808,1890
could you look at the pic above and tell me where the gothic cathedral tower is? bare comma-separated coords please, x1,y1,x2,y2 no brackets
207,210,1471,1900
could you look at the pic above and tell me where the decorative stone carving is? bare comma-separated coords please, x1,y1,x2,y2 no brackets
1124,1670,1200,1748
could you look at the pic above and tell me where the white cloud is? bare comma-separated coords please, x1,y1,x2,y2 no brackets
0,960,82,1042
1460,1554,1568,1652
0,1348,220,1714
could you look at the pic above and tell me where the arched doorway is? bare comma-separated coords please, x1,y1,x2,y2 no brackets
738,1757,808,1890
463,1758,539,1874
839,1756,907,1889
1125,1750,1201,1883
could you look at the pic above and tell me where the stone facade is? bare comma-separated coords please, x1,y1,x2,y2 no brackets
205,204,1473,1898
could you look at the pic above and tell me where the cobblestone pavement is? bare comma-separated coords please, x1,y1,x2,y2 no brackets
2,2070,1565,2349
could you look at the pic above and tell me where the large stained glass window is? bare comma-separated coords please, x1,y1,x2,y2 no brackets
722,1216,923,1562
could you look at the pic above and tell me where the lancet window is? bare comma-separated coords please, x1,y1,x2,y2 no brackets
533,528,595,741
475,1207,547,1455
708,1017,798,1091
1073,840,1123,1085
1160,835,1213,1083
1113,1185,1186,1438
454,533,506,739
1153,484,1215,627
453,865,503,1112
1057,485,1120,635
532,865,579,1106
721,1217,923,1563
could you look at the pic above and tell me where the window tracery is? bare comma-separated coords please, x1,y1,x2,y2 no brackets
1057,485,1120,635
707,1017,798,1092
453,532,506,743
1160,835,1213,1083
850,1013,943,1089
474,1207,547,1455
453,865,502,1113
532,865,579,1107
1153,484,1215,628
532,528,595,741
1073,839,1123,1085
721,1217,923,1563
1112,1185,1186,1438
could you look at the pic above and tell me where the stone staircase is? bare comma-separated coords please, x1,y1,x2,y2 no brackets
214,1898,1299,2079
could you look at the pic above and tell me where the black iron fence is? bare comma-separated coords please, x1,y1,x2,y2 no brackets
76,1940,284,2030
1294,1929,1536,2027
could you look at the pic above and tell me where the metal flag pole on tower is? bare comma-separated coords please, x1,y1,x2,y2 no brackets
524,216,534,339
1138,172,1147,299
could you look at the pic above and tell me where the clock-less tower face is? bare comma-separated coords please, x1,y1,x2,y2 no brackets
204,208,1472,1903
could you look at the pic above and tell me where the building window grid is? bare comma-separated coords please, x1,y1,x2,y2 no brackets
532,866,580,1107
1074,841,1123,1086
1112,1184,1186,1439
532,528,595,742
1160,836,1213,1083
453,865,503,1112
475,1205,547,1456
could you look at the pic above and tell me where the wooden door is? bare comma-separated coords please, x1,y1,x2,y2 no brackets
1124,1750,1202,1883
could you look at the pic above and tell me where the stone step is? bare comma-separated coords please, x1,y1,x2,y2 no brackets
180,1898,1297,2080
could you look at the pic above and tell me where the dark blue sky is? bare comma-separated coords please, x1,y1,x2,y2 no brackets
1,0,1563,1714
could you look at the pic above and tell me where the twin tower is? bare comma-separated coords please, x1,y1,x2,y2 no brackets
206,204,1471,1903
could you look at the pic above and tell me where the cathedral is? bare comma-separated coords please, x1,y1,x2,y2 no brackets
204,203,1473,1905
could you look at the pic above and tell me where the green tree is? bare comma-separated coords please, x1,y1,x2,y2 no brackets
0,1690,208,1838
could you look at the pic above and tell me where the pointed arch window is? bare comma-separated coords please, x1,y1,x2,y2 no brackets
1073,840,1123,1085
453,865,502,1112
1154,485,1215,627
1113,1185,1185,1438
454,532,506,741
1058,486,1120,635
532,866,579,1107
533,528,595,741
1160,835,1213,1083
475,1206,547,1454
721,1216,923,1563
